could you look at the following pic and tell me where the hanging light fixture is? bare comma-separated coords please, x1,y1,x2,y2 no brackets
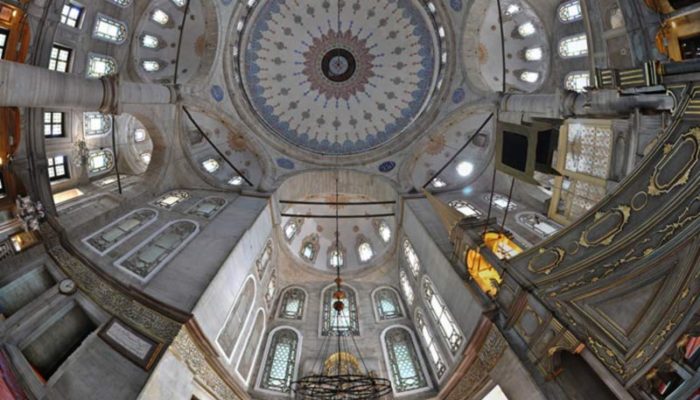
291,170,392,399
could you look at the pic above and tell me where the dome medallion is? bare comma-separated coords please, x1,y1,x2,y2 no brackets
238,0,441,155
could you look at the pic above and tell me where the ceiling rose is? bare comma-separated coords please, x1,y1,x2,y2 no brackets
238,0,441,155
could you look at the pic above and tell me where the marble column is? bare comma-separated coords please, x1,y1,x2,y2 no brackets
500,89,673,121
0,60,173,113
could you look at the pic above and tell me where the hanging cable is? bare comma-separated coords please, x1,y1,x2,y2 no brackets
500,177,516,233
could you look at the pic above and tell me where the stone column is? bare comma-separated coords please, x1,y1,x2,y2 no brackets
500,89,673,121
0,60,173,113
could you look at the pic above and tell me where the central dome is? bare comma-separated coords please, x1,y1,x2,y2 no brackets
238,0,441,155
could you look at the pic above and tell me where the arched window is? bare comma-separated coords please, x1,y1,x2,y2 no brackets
87,149,114,175
171,0,186,7
107,0,131,6
558,34,588,58
415,309,446,379
516,212,561,238
374,219,392,243
519,71,540,83
564,71,590,92
321,284,359,336
87,53,117,78
83,208,158,255
151,9,170,25
382,327,430,394
558,0,583,23
216,276,256,361
141,34,159,49
258,328,300,394
448,200,482,218
140,152,152,164
256,240,273,279
283,218,302,241
265,270,277,308
93,14,127,44
202,158,220,173
484,193,518,211
134,128,147,142
402,239,421,278
431,177,447,188
153,190,189,210
229,175,244,186
142,60,161,72
422,277,463,355
300,234,319,262
504,4,520,16
373,287,403,321
83,112,112,136
517,22,536,37
236,309,265,384
187,197,227,219
115,220,199,281
328,244,344,269
278,288,306,320
400,270,415,306
525,47,543,61
357,237,373,263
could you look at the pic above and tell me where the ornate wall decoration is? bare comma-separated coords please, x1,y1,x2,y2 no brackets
238,0,441,154
647,127,700,196
578,205,631,248
527,247,566,275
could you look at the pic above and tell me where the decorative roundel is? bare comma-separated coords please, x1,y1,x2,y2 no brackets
211,85,225,102
238,0,441,155
59,279,77,295
379,161,396,173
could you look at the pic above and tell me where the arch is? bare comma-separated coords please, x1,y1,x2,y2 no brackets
277,286,308,321
372,286,405,322
380,325,433,396
82,208,158,256
414,308,447,381
399,269,415,306
402,238,421,279
186,196,227,219
265,268,277,310
421,276,464,356
558,33,589,58
558,0,583,23
235,307,266,385
87,149,115,176
356,235,374,263
319,283,360,336
256,326,303,395
93,13,128,44
86,53,117,78
216,275,257,362
114,219,199,282
83,112,112,136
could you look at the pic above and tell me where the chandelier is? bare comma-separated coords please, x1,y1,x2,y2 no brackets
291,173,392,399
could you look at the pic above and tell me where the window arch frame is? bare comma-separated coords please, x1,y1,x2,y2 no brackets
113,219,199,282
92,13,128,44
319,283,360,337
402,238,421,279
380,325,433,396
421,276,464,357
265,268,277,310
234,307,266,385
82,208,158,255
372,286,405,322
414,307,447,381
557,0,583,23
215,275,257,363
86,52,117,78
356,234,374,264
564,71,590,92
83,112,112,136
399,269,415,306
186,196,228,219
276,286,308,321
86,148,115,176
558,33,589,58
255,326,303,395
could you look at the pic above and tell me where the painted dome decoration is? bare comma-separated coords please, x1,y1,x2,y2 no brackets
238,0,441,155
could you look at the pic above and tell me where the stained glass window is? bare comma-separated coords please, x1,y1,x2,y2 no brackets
402,239,421,278
87,53,117,78
383,327,428,393
374,288,403,320
107,0,131,6
300,235,318,262
84,208,157,255
520,71,540,83
266,270,277,308
516,212,560,238
504,4,520,16
558,0,583,23
202,158,220,173
237,309,265,383
153,191,190,210
256,240,273,279
87,150,114,175
260,329,299,393
525,47,543,61
44,112,64,137
187,197,226,219
140,152,152,164
142,60,161,72
484,193,517,210
93,14,127,44
229,176,244,186
400,270,415,306
358,241,373,262
60,2,83,28
141,34,159,49
564,71,590,92
278,288,305,320
449,200,482,218
284,219,300,240
217,277,255,359
134,128,147,142
431,177,447,188
49,45,72,72
423,277,463,354
415,309,446,379
322,285,359,336
558,34,588,58
114,220,198,281
84,112,112,136
171,0,186,6
328,246,344,268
